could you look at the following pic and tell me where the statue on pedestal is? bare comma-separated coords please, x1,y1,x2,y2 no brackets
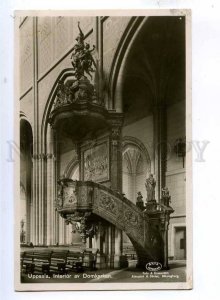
136,191,144,210
145,174,156,202
161,187,171,206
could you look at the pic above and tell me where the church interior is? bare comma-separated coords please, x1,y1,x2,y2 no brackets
19,15,186,281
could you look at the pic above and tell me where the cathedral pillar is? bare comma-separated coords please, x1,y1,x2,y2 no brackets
108,118,124,268
160,213,170,270
154,104,167,202
46,152,56,245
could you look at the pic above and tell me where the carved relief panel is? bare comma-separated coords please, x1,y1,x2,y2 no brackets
81,140,110,183
63,182,77,207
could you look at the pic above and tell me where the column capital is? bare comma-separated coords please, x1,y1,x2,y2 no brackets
32,153,56,160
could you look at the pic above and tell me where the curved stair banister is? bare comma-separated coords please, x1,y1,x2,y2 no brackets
55,179,174,269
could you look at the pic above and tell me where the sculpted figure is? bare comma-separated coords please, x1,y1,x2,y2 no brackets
70,22,96,80
136,191,144,210
145,174,156,201
161,187,171,206
162,187,170,198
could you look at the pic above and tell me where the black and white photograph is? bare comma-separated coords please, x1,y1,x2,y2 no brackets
15,10,191,290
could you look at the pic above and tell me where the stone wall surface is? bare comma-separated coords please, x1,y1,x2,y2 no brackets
19,17,33,95
102,17,131,76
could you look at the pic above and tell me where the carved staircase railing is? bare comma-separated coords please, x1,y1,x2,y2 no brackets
55,179,174,268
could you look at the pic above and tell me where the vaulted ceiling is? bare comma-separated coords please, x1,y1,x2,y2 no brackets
122,16,185,124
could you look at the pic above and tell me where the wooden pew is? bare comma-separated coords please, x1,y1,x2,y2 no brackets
65,251,84,273
49,250,69,274
21,251,35,274
32,250,52,274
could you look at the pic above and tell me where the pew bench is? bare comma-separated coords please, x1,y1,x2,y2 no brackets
32,251,52,274
49,250,69,274
65,251,84,273
21,251,35,274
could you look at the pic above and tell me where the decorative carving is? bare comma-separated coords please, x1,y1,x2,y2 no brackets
55,183,63,210
75,219,97,244
111,127,121,140
71,22,96,80
74,77,95,102
53,179,174,267
65,212,96,243
83,142,109,182
145,174,156,201
123,209,139,227
54,80,75,109
51,23,105,112
78,185,91,206
32,153,55,160
65,211,88,224
55,178,77,210
99,191,118,215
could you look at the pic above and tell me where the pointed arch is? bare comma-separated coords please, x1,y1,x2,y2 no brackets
122,136,151,170
108,17,156,111
20,116,33,244
122,136,151,204
63,157,79,179
41,68,74,153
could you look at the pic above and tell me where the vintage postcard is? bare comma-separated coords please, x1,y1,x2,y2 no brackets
15,9,192,291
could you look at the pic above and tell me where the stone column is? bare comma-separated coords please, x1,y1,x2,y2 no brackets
32,154,47,245
160,213,170,269
114,227,124,268
153,104,167,201
110,122,123,192
46,153,56,245
31,157,37,245
108,117,124,268
92,222,106,269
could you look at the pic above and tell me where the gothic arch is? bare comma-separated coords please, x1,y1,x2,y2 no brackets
20,117,33,244
108,17,156,112
41,68,74,153
122,136,151,203
63,157,79,179
40,69,81,246
123,136,151,170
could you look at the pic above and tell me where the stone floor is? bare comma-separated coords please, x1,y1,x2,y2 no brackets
21,260,186,284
